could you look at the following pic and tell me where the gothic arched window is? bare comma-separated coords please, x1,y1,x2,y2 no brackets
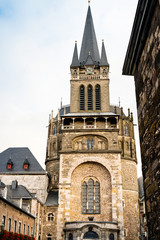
88,85,93,110
82,178,100,214
109,233,114,240
80,85,85,110
95,85,101,110
69,233,73,240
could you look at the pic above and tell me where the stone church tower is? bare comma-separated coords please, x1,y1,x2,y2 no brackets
44,3,139,240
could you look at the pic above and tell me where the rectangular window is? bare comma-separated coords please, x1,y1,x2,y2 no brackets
8,218,11,232
27,226,29,236
14,220,17,232
19,222,21,234
31,227,33,236
2,216,6,227
23,224,25,235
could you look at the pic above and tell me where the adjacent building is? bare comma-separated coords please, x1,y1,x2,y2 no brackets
123,0,160,239
0,147,48,203
45,4,139,240
0,181,35,237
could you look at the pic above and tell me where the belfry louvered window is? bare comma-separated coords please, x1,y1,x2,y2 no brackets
95,85,101,110
80,85,85,110
82,178,100,214
88,85,93,110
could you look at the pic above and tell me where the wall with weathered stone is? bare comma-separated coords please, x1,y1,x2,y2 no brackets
56,152,124,240
134,2,160,238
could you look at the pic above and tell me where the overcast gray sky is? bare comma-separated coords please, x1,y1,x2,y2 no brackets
0,0,142,175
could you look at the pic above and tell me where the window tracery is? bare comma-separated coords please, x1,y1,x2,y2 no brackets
82,178,100,214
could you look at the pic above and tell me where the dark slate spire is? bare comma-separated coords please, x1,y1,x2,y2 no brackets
71,41,79,67
100,40,109,66
79,6,100,66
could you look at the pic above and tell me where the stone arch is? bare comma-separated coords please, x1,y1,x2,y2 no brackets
81,225,101,240
70,162,112,221
72,134,108,150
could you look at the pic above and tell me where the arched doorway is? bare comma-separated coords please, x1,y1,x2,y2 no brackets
83,231,99,239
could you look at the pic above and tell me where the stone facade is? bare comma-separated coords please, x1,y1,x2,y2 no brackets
44,4,139,239
123,1,160,239
0,196,35,236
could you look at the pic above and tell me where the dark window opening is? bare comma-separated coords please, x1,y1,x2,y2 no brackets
69,233,73,240
84,231,99,239
109,233,114,240
95,85,101,110
88,85,93,110
87,139,94,150
80,85,85,110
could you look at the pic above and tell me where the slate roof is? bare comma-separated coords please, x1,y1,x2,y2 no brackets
0,147,45,174
7,184,33,199
79,6,100,66
58,105,125,117
100,41,109,66
70,41,79,67
45,191,58,206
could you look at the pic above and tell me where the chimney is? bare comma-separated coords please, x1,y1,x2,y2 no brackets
11,180,18,190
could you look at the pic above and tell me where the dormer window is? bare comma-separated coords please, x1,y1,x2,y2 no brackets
7,158,13,170
23,157,30,170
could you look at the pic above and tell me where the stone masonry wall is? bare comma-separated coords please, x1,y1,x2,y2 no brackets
0,198,35,236
56,153,124,240
134,2,160,239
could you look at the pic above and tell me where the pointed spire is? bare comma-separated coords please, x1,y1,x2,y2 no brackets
85,52,94,65
71,41,79,67
79,5,100,66
100,40,109,66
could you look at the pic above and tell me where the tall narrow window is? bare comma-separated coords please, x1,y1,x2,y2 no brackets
14,220,17,232
95,182,100,213
80,85,85,110
23,224,25,235
87,138,94,150
95,85,101,110
2,216,6,227
88,179,94,213
19,222,21,234
88,85,93,110
82,182,87,213
8,218,11,232
69,233,73,240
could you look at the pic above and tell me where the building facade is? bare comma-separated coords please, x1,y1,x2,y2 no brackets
45,4,139,240
123,0,160,239
0,182,35,237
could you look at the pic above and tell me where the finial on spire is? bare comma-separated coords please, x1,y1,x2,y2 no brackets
75,40,77,43
102,39,104,42
88,0,90,5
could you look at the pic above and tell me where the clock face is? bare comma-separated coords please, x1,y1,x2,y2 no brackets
86,67,93,75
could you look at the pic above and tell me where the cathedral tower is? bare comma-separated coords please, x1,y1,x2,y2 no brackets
44,3,139,240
